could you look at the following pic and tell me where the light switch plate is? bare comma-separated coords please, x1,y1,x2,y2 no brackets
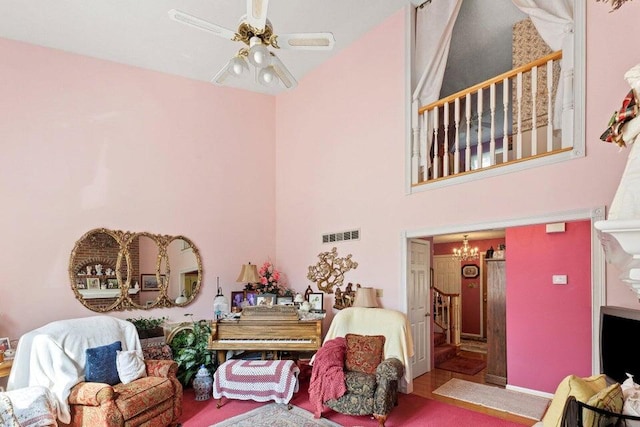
552,275,568,285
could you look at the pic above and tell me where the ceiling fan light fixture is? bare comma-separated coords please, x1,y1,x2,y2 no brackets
229,55,249,76
258,66,279,87
248,37,271,68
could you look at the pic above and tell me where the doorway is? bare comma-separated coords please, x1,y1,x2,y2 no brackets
403,207,606,381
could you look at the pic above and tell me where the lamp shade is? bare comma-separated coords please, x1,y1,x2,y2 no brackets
352,287,379,308
236,263,260,284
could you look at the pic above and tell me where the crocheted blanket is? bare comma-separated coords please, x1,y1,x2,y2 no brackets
213,359,299,404
308,337,347,418
0,386,57,427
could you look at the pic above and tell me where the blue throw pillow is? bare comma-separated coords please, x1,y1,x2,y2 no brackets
85,341,122,385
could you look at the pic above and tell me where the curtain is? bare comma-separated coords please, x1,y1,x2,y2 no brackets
412,0,463,105
412,0,462,178
511,0,573,129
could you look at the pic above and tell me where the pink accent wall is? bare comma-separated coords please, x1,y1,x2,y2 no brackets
506,221,592,392
0,39,276,338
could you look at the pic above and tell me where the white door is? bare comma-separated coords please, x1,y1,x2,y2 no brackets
409,239,431,378
433,255,461,294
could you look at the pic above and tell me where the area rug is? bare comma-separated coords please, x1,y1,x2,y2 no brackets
433,378,550,421
435,355,487,375
209,403,341,427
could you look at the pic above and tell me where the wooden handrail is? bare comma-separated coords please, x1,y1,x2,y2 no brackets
432,286,458,298
418,50,562,115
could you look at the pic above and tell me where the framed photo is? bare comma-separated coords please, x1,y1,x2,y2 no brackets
308,292,324,311
245,291,258,306
86,277,100,290
0,337,9,352
106,278,119,289
462,264,480,278
256,293,277,306
277,296,294,305
140,274,164,291
231,291,245,309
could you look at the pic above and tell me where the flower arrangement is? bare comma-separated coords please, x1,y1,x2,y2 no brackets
245,261,293,296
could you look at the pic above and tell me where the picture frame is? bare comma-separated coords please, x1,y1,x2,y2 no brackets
231,291,245,309
308,292,324,311
461,264,480,278
106,278,119,289
245,291,258,306
86,277,100,290
140,274,164,291
276,296,294,305
0,337,10,352
256,293,277,306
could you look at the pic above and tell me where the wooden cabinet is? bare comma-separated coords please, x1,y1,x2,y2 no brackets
485,259,507,386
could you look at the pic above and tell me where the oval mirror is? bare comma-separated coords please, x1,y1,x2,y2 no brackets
70,228,203,311
165,237,201,306
130,233,162,310
69,228,126,312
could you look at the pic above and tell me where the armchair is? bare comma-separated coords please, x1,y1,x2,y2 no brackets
7,316,182,427
324,347,404,426
309,307,413,426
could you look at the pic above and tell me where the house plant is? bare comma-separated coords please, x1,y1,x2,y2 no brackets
169,314,214,387
126,316,167,339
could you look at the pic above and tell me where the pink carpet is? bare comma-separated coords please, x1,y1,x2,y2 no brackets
180,378,527,427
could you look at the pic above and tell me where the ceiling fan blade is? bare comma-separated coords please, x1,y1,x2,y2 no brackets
246,0,269,31
275,32,335,50
168,9,237,41
211,59,233,85
269,53,297,89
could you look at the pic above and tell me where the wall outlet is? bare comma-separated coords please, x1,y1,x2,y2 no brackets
376,289,383,297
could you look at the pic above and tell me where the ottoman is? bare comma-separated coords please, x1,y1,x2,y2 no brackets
213,359,300,408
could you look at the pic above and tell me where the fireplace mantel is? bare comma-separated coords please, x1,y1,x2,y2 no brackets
595,219,640,296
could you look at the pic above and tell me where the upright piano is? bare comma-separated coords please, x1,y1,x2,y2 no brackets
208,305,322,364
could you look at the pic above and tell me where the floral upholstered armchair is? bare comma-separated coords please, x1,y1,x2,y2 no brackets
309,307,413,427
7,316,182,427
324,336,404,427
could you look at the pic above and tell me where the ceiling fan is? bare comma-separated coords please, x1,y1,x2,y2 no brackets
168,0,335,90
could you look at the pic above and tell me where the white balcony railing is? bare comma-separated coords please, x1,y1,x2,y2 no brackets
412,51,567,187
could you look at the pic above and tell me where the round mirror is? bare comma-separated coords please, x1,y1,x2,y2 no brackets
69,228,126,312
165,237,201,306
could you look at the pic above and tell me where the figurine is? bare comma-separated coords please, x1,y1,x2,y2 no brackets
95,264,103,275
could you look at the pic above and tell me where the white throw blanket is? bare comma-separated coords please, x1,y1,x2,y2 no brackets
7,316,141,424
321,307,415,393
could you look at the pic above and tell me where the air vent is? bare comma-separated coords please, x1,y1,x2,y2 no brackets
322,229,360,244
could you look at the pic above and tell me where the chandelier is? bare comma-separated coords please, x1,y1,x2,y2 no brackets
453,235,479,261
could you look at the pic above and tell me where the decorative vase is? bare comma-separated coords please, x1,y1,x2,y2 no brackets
192,365,213,401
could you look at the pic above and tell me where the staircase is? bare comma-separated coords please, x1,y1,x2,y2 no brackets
434,331,457,366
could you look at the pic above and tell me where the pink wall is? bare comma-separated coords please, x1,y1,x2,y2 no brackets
0,39,277,339
506,221,592,392
275,3,640,394
0,2,638,396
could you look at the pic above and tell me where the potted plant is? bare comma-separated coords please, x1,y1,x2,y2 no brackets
169,314,215,387
126,316,167,339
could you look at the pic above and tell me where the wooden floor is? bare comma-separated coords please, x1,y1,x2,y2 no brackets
412,350,537,426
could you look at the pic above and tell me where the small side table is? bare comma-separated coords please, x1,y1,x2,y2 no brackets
0,359,13,392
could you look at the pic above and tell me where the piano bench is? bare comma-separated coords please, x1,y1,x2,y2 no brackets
212,359,300,407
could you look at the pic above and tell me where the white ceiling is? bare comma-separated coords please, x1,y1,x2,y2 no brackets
0,0,412,95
